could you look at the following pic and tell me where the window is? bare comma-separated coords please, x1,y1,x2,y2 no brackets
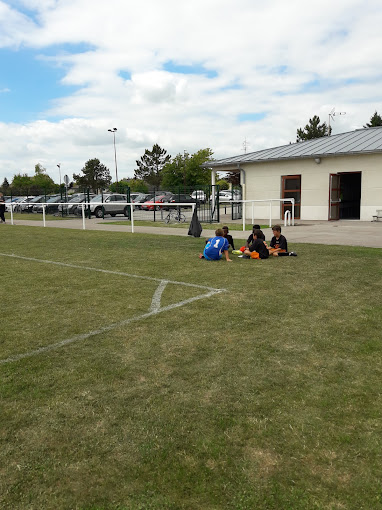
282,175,301,219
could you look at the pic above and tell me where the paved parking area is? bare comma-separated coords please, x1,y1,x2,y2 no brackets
7,216,382,248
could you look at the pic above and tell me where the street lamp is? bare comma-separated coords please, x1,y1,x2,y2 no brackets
108,127,118,185
57,164,61,187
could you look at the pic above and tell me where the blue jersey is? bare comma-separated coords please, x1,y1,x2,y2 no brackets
203,236,229,260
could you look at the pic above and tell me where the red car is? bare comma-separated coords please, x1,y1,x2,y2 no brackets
141,194,170,211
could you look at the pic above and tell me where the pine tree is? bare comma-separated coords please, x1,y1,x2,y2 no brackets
73,158,111,193
134,144,171,188
296,115,331,142
363,111,382,128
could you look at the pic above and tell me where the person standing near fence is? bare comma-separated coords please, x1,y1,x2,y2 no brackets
0,192,5,223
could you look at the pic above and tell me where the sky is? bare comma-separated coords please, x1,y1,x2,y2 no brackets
0,0,382,185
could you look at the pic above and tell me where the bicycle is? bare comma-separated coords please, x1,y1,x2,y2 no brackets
164,208,186,224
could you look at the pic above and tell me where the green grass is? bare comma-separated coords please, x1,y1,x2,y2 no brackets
1,225,382,510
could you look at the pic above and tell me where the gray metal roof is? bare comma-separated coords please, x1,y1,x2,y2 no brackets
206,127,382,168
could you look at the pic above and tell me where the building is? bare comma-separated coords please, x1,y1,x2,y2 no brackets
206,127,382,221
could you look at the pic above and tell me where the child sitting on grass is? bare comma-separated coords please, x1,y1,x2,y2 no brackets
222,225,235,250
245,224,265,249
199,229,232,262
242,229,269,259
268,225,297,257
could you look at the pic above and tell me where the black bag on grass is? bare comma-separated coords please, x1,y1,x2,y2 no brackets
188,207,203,237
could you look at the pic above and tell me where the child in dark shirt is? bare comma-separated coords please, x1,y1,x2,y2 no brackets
268,225,297,257
243,229,269,259
245,224,265,249
222,225,235,250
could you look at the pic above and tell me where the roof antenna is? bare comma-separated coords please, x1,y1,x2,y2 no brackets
328,108,346,135
242,137,250,153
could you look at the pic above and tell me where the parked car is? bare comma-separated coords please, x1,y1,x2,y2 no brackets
191,190,206,203
13,196,36,212
134,194,154,209
58,193,96,215
210,191,241,202
141,193,173,211
141,191,172,211
88,193,130,218
33,195,62,214
164,193,199,210
5,197,24,212
23,195,48,213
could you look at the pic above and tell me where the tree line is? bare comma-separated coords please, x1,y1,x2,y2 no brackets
0,146,225,195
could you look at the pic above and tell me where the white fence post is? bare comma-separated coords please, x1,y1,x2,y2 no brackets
269,201,272,227
81,203,86,230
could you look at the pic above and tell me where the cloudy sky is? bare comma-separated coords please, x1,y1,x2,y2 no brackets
0,0,381,185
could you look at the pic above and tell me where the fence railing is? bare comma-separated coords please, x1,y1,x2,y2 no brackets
8,198,295,231
8,202,197,232
240,198,295,230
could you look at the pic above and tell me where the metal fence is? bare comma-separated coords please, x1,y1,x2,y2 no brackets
4,184,243,224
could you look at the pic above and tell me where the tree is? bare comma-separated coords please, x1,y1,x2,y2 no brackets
31,163,56,193
109,178,148,193
296,115,331,142
364,111,382,128
73,158,111,193
1,177,9,192
216,177,229,190
11,173,32,193
161,148,213,189
226,171,241,185
134,144,171,188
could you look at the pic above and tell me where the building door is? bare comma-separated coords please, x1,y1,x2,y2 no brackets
329,173,341,220
339,172,361,219
282,175,301,219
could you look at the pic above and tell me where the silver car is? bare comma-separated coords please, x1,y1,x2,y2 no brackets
88,194,130,218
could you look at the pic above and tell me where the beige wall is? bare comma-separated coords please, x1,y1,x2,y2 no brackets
237,153,382,221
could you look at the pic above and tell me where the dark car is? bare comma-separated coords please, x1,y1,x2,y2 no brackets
23,195,48,213
59,193,96,215
164,193,199,210
33,195,63,214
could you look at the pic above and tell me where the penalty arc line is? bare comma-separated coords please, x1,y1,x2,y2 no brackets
150,280,168,312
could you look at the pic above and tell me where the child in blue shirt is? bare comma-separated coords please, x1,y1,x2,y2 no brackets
199,229,232,262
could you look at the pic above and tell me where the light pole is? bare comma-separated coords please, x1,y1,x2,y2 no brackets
108,127,118,185
57,164,61,187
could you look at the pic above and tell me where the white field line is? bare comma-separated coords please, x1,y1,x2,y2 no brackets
0,290,221,365
150,280,168,312
0,253,225,365
0,253,224,292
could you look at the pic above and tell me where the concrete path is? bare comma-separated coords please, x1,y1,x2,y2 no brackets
5,217,382,248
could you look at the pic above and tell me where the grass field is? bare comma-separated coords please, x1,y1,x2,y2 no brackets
1,225,382,510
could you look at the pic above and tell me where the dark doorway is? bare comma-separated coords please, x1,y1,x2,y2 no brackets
339,172,361,219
